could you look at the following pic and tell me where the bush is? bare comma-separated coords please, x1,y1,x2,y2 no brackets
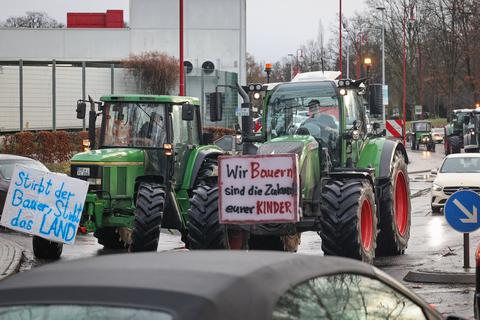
204,126,236,141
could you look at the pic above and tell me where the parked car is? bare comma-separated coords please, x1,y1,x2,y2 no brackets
0,154,48,215
432,128,445,144
431,153,480,214
0,251,444,320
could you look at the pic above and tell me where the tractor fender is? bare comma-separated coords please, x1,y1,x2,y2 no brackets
378,139,409,178
185,146,223,190
358,139,408,180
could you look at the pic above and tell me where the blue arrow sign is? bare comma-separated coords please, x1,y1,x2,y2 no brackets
445,190,480,233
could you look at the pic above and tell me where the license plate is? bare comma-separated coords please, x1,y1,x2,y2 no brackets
76,167,90,177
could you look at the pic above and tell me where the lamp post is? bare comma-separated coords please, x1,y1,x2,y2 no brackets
342,22,350,78
339,0,342,77
377,6,386,123
179,0,185,96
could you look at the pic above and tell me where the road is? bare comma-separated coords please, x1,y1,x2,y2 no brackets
1,143,476,318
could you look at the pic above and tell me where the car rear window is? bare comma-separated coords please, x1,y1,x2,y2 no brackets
440,157,480,173
0,160,48,180
0,305,172,320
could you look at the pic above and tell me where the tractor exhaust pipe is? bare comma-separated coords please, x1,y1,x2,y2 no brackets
236,83,256,155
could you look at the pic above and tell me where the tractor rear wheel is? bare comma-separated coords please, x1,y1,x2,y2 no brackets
319,180,377,264
130,182,165,252
376,152,411,256
94,227,126,249
32,236,63,260
449,135,462,154
188,185,231,249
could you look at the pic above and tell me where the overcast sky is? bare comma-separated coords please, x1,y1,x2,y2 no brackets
0,0,368,62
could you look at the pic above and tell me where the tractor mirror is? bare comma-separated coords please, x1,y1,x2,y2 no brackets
202,132,214,145
372,122,380,131
182,103,195,121
209,92,223,122
464,115,470,125
76,101,86,119
368,84,383,116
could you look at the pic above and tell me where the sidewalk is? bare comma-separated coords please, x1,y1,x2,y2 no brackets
0,233,23,281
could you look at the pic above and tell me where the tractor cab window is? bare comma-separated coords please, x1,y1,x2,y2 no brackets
342,90,364,131
412,122,431,132
267,82,340,144
103,103,167,148
171,105,200,145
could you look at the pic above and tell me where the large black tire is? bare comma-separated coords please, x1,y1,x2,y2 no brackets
376,152,411,256
187,185,228,249
130,183,165,252
319,180,377,264
32,236,63,260
449,135,462,154
94,227,126,249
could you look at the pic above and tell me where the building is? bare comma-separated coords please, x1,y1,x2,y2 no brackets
0,0,246,131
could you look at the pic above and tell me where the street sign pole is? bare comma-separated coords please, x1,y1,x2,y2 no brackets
444,190,480,270
464,233,470,269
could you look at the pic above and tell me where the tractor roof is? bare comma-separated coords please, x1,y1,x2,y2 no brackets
100,94,200,105
453,108,474,113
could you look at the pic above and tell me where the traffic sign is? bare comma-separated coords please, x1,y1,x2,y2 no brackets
386,119,403,138
415,105,422,115
444,190,480,233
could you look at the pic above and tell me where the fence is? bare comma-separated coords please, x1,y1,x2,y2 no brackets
0,60,239,132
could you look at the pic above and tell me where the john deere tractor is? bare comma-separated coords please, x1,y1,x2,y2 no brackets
32,95,223,259
187,78,411,264
409,121,435,152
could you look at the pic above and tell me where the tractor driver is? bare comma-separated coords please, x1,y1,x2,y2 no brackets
299,99,338,141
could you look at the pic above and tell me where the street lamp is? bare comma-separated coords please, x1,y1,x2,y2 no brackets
364,57,372,79
376,6,386,123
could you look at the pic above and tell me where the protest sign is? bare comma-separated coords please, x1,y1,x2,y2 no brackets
0,164,89,244
218,154,300,224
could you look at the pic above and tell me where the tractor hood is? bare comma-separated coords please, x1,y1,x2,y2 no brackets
257,135,316,157
71,148,145,164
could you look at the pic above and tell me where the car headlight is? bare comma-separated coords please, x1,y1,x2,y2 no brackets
432,183,442,191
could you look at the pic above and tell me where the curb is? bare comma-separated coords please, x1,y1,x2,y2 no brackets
404,269,475,284
0,235,24,281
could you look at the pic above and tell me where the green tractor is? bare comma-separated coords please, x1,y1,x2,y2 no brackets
32,95,223,259
188,78,412,263
409,121,435,152
463,108,480,153
444,109,472,155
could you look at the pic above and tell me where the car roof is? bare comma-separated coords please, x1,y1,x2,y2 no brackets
446,153,480,159
0,154,36,161
0,251,382,320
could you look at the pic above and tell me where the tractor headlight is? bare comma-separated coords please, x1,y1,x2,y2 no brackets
87,178,102,186
432,183,442,191
82,139,91,152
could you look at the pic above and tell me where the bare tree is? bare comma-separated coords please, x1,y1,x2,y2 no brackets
1,11,64,28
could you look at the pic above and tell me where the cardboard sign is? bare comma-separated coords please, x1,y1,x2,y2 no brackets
0,165,89,244
218,154,300,224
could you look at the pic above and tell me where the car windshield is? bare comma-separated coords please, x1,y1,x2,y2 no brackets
103,102,167,148
0,160,48,180
440,157,480,173
413,122,431,131
266,82,340,142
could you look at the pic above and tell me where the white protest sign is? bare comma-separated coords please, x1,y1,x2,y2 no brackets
218,154,300,224
0,164,89,244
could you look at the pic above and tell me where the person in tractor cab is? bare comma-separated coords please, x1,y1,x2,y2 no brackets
138,112,166,147
301,99,338,141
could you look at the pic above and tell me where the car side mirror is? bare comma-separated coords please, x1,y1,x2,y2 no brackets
76,101,86,119
209,92,223,122
202,132,214,145
182,103,195,121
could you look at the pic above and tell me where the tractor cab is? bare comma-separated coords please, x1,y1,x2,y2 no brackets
463,109,480,153
410,121,435,152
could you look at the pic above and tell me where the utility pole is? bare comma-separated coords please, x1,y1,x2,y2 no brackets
377,6,386,122
339,0,343,77
179,0,185,96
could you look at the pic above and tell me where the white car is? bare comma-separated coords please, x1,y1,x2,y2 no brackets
431,153,480,213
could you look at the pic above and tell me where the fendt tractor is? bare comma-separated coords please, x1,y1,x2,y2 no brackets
444,109,473,155
188,76,412,263
32,95,223,259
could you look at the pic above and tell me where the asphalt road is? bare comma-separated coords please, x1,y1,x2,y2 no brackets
2,142,476,318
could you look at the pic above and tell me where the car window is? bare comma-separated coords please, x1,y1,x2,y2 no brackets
0,160,48,180
0,305,172,320
441,157,480,173
272,274,427,320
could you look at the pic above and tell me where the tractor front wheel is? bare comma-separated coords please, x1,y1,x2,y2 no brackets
94,227,126,249
319,180,377,264
376,152,411,256
130,182,165,252
32,236,63,259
